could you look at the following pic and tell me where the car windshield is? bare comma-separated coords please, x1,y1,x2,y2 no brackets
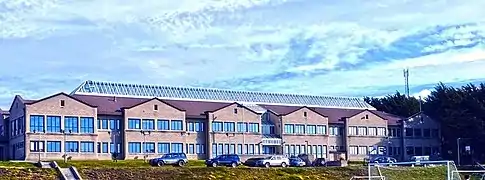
162,154,172,158
264,156,273,159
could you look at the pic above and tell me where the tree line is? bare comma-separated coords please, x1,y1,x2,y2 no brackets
364,83,485,162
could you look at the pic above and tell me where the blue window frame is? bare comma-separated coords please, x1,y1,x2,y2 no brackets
284,124,294,134
237,122,247,132
128,142,141,154
143,142,155,153
98,118,109,130
307,125,316,134
142,119,155,130
102,142,109,153
158,143,170,154
65,141,79,152
195,122,204,132
80,141,94,152
196,144,204,154
109,119,120,130
212,144,217,157
188,144,195,154
212,122,223,132
46,141,61,152
237,144,242,154
223,122,235,132
171,120,183,130
128,119,141,129
46,116,61,133
248,123,259,133
157,120,169,130
295,124,305,134
80,117,94,133
171,143,183,153
187,122,195,132
30,115,44,132
64,116,79,133
110,143,121,153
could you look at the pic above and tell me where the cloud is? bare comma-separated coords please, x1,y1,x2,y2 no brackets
1,0,485,109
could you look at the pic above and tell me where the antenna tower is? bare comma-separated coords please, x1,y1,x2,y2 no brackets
404,68,410,97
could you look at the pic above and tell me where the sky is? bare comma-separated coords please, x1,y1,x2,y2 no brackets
0,0,485,109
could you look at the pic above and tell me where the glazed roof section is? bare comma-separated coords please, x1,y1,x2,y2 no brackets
71,80,375,110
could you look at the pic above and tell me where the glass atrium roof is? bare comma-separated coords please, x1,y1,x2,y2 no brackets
71,80,375,109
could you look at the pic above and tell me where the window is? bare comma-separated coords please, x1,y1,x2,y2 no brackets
424,147,432,155
154,104,158,111
158,143,170,154
30,141,44,152
223,122,235,132
212,122,223,132
142,119,155,130
284,124,294,134
64,116,79,133
224,144,229,154
187,144,195,154
248,123,259,133
187,122,195,132
128,119,141,129
405,128,413,137
110,143,121,153
377,127,386,136
406,146,414,155
195,122,204,132
316,125,326,135
295,124,305,134
30,115,44,133
212,144,217,157
237,144,242,154
368,127,377,136
423,129,431,137
329,126,340,136
237,122,247,132
348,126,357,135
359,146,368,155
217,144,223,156
415,147,423,156
389,128,401,137
307,125,316,134
196,144,205,154
98,118,109,130
129,142,141,154
102,142,109,153
143,142,155,153
60,100,65,107
230,144,235,154
432,129,439,138
80,117,94,133
357,127,367,135
80,141,94,152
65,141,79,152
109,119,120,130
171,143,183,153
171,120,183,130
157,120,169,130
249,144,254,154
414,128,422,137
46,141,61,152
349,146,358,155
46,116,61,133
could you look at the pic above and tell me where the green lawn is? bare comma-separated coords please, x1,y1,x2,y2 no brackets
0,161,36,168
55,160,207,168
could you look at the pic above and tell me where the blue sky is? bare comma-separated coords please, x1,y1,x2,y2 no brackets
1,0,485,109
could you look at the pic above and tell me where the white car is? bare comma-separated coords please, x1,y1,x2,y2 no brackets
256,155,290,168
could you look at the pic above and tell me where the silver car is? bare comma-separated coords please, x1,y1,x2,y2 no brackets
256,155,290,168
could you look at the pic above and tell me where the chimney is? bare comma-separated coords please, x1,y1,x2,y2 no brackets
113,96,117,102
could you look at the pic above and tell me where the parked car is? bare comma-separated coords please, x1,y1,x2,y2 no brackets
297,154,315,167
410,155,430,166
256,155,290,168
369,156,397,166
289,157,306,167
206,154,242,167
149,153,188,167
244,157,265,167
313,158,326,167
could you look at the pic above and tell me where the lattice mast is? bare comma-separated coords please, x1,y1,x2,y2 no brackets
404,68,410,97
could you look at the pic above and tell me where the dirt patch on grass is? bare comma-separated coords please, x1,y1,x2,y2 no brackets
0,168,59,180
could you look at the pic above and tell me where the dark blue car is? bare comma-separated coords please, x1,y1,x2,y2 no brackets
206,154,241,167
149,153,188,167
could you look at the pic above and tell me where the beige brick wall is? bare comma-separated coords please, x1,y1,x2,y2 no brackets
346,111,388,161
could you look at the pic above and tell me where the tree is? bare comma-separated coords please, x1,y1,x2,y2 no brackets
364,92,420,117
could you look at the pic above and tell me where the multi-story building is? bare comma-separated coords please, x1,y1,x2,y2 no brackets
0,80,441,162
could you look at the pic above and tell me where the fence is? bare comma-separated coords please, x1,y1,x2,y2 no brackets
354,160,462,180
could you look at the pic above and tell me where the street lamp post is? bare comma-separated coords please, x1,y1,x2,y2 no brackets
140,130,151,162
108,130,120,162
457,138,461,166
61,129,72,163
33,130,44,162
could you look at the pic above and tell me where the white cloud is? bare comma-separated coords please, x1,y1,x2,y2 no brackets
0,0,485,108
412,89,432,99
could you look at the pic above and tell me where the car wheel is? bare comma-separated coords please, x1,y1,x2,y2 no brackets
178,161,186,167
265,163,270,168
281,162,287,168
212,162,217,167
157,161,164,167
231,162,237,168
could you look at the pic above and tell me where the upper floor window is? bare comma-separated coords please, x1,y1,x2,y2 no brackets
157,119,169,130
414,128,422,137
329,126,341,136
109,119,120,130
377,127,386,136
98,118,109,130
171,120,183,130
64,116,79,133
388,128,401,137
368,127,377,136
80,117,94,133
423,128,431,137
30,115,44,133
223,122,235,132
357,127,367,135
187,122,204,132
237,122,247,132
60,100,65,107
431,129,439,138
284,124,294,134
154,105,158,111
405,128,413,137
142,119,155,130
46,116,61,133
316,125,326,135
348,126,357,135
294,124,305,134
307,125,316,134
128,119,141,129
212,122,223,132
248,123,259,133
